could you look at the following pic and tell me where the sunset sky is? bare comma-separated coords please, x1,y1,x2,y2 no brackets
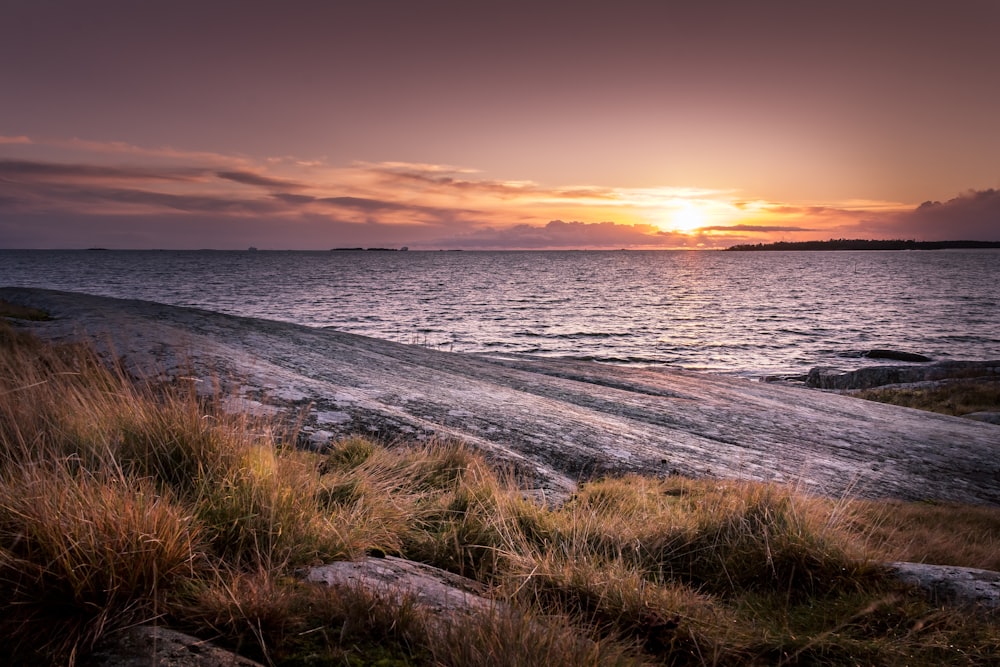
2,0,998,249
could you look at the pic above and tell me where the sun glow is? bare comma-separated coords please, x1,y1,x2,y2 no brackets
669,201,706,233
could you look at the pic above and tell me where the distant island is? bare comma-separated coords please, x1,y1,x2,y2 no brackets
330,246,409,252
725,239,1000,251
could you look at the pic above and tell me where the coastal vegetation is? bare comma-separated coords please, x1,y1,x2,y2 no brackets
725,239,1000,251
0,298,51,321
0,318,998,665
854,380,1000,418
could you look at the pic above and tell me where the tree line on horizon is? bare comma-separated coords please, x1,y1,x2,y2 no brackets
725,239,1000,251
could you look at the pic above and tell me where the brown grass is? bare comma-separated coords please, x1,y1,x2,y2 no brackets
853,499,1000,571
1,321,998,665
0,298,50,321
854,380,1000,416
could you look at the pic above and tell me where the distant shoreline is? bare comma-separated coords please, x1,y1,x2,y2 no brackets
725,239,1000,251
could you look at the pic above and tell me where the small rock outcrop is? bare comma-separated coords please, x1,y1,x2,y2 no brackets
83,626,263,667
963,411,1000,425
890,562,1000,613
306,556,499,618
860,349,933,362
806,360,1000,390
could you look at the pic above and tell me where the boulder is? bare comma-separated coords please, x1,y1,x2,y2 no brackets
83,626,263,667
963,411,1000,425
806,360,1000,390
306,556,499,618
890,562,1000,613
861,349,933,362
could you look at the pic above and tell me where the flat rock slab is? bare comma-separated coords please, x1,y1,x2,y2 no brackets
3,287,998,505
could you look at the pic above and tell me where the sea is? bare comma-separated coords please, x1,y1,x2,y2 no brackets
2,249,998,378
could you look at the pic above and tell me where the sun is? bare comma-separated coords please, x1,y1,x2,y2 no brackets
669,201,706,233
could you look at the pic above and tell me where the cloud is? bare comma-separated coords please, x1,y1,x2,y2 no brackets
14,134,965,249
0,135,32,145
365,161,632,202
48,185,281,214
0,159,203,182
272,193,317,205
0,155,489,231
266,155,327,168
0,211,441,250
909,189,1000,238
267,191,488,228
0,158,318,217
58,137,251,167
318,196,412,213
425,219,694,250
216,170,305,189
762,205,832,215
369,161,480,175
368,162,540,197
697,224,816,232
861,188,1000,240
317,195,482,221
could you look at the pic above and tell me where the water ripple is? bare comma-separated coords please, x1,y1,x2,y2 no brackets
2,249,998,376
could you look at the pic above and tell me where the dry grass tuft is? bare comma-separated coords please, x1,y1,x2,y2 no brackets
853,498,1000,571
176,568,430,665
427,604,645,667
0,466,200,661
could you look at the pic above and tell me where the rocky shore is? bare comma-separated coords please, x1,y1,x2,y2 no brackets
2,286,998,506
806,360,1000,391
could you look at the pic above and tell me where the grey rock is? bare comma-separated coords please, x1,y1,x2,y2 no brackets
83,626,263,667
3,287,999,506
963,411,1000,425
890,562,1000,613
807,361,1000,390
307,556,499,617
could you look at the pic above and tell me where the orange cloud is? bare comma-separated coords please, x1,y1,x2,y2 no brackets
5,135,988,249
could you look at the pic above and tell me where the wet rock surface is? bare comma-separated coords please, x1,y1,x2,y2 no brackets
3,287,999,505
860,349,933,362
839,349,934,363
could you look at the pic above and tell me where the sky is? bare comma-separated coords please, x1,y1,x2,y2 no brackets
1,0,999,250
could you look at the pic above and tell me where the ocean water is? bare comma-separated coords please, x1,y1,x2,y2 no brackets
2,249,998,377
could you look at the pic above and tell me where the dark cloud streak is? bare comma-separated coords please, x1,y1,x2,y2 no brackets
318,196,412,213
0,178,282,216
0,159,204,182
216,170,304,189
